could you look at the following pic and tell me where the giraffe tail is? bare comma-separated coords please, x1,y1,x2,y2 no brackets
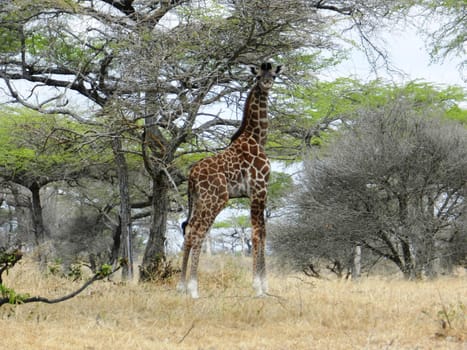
181,181,194,236
181,221,188,236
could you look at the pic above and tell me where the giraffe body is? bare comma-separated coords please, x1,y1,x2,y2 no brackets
178,63,281,298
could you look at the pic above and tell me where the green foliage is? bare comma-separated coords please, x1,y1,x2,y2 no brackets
274,78,467,157
177,0,229,22
0,248,29,304
0,248,23,283
0,284,30,305
0,248,21,267
47,258,63,276
1,1,106,70
445,104,467,124
67,263,83,280
175,149,214,170
301,79,464,124
213,214,250,230
213,220,237,230
268,171,293,204
26,32,50,55
0,107,111,180
25,30,107,71
98,264,113,278
0,6,24,54
0,26,22,53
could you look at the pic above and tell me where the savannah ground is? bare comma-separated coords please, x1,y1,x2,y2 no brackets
0,256,465,350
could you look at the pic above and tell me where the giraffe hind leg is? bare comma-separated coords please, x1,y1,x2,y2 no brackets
177,220,209,299
185,214,221,298
184,198,227,298
177,223,192,293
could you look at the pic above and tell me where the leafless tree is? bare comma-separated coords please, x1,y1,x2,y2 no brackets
270,100,467,278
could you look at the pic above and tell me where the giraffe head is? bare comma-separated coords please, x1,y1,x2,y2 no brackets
251,62,282,92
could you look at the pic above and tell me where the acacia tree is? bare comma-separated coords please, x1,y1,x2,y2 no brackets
0,108,111,264
270,88,467,278
1,0,417,279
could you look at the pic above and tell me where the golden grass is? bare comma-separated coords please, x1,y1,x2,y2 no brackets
1,255,465,350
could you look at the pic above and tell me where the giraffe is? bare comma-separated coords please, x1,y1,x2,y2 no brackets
178,62,282,298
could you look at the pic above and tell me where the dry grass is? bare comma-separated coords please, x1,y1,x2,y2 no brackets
1,255,465,350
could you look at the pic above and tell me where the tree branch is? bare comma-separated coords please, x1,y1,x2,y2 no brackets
311,0,354,15
0,264,119,307
0,75,100,124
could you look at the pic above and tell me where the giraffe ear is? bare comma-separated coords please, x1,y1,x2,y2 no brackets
250,66,258,76
275,65,283,75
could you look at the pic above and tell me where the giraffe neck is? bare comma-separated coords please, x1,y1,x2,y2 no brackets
231,84,269,146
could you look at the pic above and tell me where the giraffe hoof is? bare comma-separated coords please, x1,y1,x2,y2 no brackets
253,276,268,297
187,279,199,299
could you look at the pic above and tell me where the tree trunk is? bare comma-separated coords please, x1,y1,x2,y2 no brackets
112,136,133,280
140,95,176,281
398,192,419,279
110,217,121,266
352,244,361,280
29,181,48,268
401,239,417,279
30,182,45,245
140,171,169,281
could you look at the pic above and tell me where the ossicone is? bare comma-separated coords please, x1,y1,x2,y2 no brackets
250,62,283,75
260,62,272,71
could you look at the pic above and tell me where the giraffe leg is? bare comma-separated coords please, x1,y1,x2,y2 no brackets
177,219,205,298
177,235,191,293
187,236,203,299
251,197,267,296
185,215,220,299
180,171,229,298
187,194,229,299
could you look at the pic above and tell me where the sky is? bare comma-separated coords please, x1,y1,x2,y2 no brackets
327,25,466,91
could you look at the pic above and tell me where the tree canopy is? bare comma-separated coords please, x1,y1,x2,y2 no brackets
0,107,110,185
270,82,467,278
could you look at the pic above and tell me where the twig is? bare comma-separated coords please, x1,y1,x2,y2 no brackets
178,321,195,344
265,292,286,301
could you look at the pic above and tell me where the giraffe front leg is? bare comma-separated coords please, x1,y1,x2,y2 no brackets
251,199,267,297
187,279,199,299
252,238,267,297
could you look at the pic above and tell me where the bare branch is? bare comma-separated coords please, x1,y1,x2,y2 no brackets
0,264,121,307
1,75,99,124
